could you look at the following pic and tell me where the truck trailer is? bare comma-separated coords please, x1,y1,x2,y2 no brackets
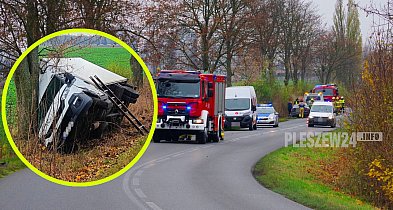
153,70,226,144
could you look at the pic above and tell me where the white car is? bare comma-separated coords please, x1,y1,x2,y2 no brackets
256,104,279,127
307,101,336,128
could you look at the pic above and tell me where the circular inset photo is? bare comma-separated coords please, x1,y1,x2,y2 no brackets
1,29,157,186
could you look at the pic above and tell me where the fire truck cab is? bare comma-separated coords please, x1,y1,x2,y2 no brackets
153,70,226,144
312,84,339,102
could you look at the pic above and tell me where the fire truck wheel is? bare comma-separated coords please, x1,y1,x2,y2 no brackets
152,134,160,143
197,130,207,144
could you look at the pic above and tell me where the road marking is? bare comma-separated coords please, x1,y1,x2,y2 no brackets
156,157,170,163
146,202,163,210
135,170,144,176
132,177,140,186
143,163,155,169
135,188,147,198
190,148,199,152
172,152,185,157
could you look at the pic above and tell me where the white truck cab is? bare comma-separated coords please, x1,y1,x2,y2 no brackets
38,58,139,152
224,86,257,130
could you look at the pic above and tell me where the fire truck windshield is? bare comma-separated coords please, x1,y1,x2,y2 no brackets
157,80,200,98
225,98,250,111
315,88,333,96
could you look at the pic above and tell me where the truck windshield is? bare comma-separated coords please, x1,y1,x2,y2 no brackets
315,88,333,96
310,105,333,113
157,80,200,98
38,76,65,129
225,98,250,111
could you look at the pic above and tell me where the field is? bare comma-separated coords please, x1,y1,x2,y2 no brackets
64,47,133,78
3,46,153,182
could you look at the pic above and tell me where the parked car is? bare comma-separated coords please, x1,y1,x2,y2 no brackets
256,104,279,127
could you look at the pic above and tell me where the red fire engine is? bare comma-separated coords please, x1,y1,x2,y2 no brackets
312,84,339,102
153,70,226,144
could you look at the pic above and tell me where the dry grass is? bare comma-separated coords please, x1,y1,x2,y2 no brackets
12,81,153,182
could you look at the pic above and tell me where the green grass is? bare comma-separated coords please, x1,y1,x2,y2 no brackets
0,87,25,178
253,134,376,210
0,157,26,178
42,47,133,78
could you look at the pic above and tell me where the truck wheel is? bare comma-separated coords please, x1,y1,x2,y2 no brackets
153,134,160,143
197,130,207,144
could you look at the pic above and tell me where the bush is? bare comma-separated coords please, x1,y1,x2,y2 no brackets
344,34,393,208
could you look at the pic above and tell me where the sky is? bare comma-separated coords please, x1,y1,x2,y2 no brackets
312,0,387,43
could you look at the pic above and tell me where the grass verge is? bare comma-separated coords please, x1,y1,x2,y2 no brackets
253,133,376,210
0,157,25,178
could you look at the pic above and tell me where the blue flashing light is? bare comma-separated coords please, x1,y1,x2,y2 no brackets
257,103,273,107
162,105,167,109
186,106,191,110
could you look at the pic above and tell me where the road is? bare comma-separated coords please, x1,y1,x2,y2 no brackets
0,118,335,210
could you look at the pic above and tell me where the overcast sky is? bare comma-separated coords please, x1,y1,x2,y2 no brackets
312,0,387,43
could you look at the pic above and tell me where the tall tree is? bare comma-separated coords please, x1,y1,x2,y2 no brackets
333,0,362,87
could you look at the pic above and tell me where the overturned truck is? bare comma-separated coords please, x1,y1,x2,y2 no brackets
38,58,144,152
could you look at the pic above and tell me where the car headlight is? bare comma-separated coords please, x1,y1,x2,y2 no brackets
192,118,204,124
328,115,334,119
309,116,314,119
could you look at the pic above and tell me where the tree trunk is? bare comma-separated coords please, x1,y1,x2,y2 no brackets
130,55,143,87
14,58,32,139
225,41,232,87
284,55,291,86
14,1,41,139
201,34,210,73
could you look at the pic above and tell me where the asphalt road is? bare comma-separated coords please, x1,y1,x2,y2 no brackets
0,118,335,210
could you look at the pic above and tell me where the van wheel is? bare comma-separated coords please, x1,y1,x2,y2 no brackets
197,130,207,144
249,122,253,131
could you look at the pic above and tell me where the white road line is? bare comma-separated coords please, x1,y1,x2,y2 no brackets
172,152,185,157
146,202,163,210
132,177,140,186
190,148,199,152
156,157,170,163
143,163,155,169
134,188,147,198
135,170,144,177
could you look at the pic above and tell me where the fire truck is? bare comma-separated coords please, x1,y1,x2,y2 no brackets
312,84,339,102
153,70,226,144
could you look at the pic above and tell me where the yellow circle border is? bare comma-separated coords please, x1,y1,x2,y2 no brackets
1,28,157,187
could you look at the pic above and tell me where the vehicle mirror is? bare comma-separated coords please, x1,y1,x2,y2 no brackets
208,89,213,97
208,82,213,88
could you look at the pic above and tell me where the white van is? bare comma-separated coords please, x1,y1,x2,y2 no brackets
224,86,257,130
307,101,336,128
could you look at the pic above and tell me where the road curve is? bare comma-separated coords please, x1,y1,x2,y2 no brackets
0,118,334,210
